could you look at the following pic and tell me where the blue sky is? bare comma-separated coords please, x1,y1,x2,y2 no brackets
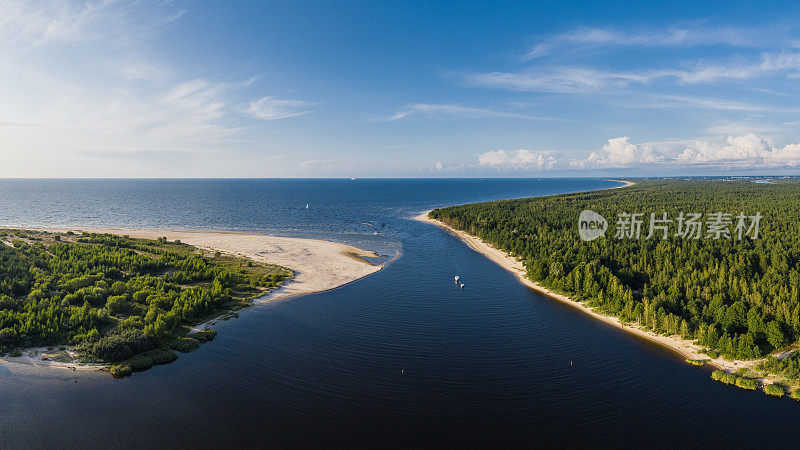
3,0,800,177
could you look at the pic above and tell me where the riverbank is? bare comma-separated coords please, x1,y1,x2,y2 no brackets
0,227,389,371
414,180,768,375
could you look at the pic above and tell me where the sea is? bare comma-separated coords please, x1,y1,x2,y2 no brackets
0,178,798,448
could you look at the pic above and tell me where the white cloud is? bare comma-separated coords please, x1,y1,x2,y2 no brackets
375,103,552,121
676,133,800,167
660,52,800,83
573,134,800,169
524,25,762,59
0,0,185,49
467,22,800,97
466,50,800,94
299,158,354,172
573,137,665,168
464,69,649,94
478,149,557,170
0,0,317,176
704,122,784,136
247,96,313,120
652,95,783,112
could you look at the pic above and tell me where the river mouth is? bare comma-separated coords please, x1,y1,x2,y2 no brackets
2,178,797,448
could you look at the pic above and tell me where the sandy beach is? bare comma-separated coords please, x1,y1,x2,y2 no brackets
415,180,767,374
1,227,389,370
46,227,388,304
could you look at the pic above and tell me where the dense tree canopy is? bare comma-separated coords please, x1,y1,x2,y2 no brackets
431,180,799,361
0,230,290,364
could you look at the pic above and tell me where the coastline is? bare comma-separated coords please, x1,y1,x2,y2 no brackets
414,179,765,374
0,227,390,371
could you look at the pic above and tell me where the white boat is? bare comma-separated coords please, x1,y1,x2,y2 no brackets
306,203,309,209
454,275,460,282
459,283,464,289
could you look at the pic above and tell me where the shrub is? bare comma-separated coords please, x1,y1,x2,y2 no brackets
192,330,216,342
105,295,129,314
735,377,759,390
91,329,155,362
110,281,127,296
170,337,200,353
791,389,800,401
109,364,133,377
711,370,725,381
0,327,19,346
9,349,22,357
132,290,149,304
149,348,178,365
86,328,100,342
127,354,154,372
721,372,739,385
765,384,785,397
685,359,706,366
110,349,178,375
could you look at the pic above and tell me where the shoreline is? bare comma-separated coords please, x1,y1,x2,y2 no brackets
414,179,765,374
0,226,392,371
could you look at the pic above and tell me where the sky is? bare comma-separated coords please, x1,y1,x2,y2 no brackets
2,0,800,177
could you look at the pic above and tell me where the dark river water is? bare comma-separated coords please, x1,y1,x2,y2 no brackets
0,179,798,448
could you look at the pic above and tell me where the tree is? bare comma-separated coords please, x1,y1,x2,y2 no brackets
766,321,787,349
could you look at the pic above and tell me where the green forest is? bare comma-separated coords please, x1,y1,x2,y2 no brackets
430,179,800,370
0,230,290,376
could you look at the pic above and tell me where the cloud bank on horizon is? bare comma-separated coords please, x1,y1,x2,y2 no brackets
1,1,799,177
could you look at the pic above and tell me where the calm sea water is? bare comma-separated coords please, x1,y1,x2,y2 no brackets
1,178,798,448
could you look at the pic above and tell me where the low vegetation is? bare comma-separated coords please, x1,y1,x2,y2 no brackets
685,358,707,366
711,370,759,391
765,384,785,397
735,377,759,390
170,337,201,353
